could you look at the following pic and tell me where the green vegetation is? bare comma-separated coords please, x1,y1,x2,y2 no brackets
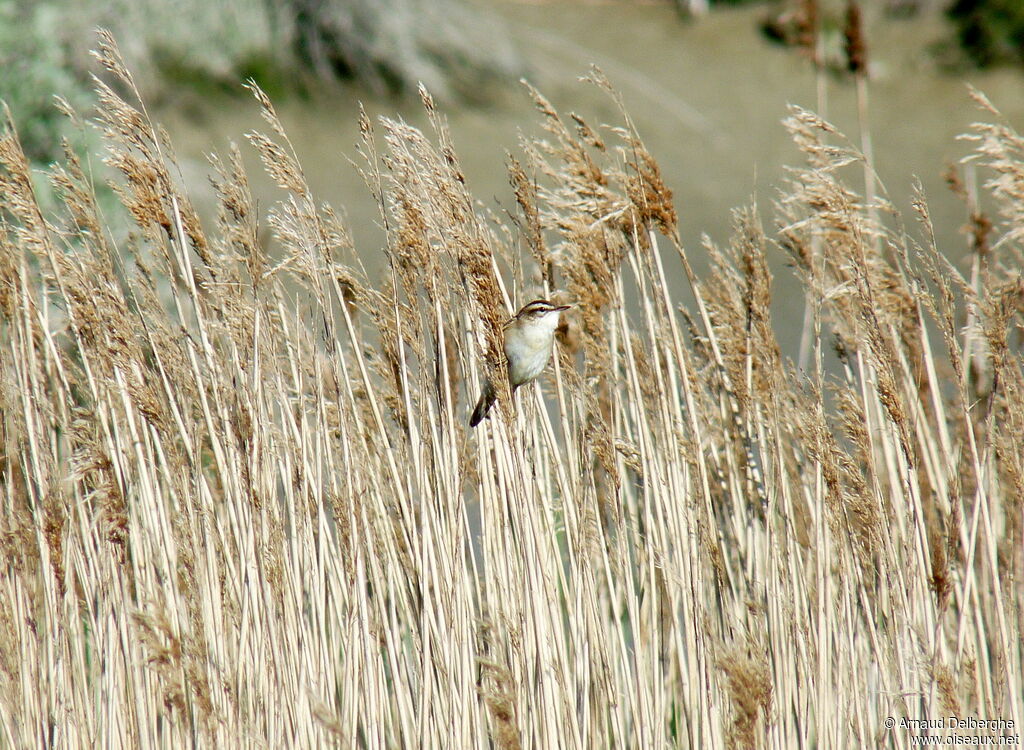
948,0,1024,67
0,2,92,162
0,0,522,165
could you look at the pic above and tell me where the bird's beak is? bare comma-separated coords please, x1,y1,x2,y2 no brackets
555,303,573,311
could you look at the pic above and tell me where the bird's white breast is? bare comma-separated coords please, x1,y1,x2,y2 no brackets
504,311,561,386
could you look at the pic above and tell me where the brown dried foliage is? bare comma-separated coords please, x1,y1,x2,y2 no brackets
0,33,1021,750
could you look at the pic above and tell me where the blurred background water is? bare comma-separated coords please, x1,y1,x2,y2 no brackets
7,0,1024,355
148,1,1024,352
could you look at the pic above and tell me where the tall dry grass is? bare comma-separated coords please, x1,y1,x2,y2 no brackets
1,33,1022,749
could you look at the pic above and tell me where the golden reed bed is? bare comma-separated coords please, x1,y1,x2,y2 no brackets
0,32,1021,749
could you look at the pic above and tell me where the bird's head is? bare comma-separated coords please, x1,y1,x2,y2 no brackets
514,299,572,324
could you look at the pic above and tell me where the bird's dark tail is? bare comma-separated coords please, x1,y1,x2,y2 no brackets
470,380,496,427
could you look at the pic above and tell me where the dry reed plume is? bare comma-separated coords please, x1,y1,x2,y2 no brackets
1,35,1022,749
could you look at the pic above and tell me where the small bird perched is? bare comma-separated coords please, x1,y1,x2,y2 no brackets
470,298,571,427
